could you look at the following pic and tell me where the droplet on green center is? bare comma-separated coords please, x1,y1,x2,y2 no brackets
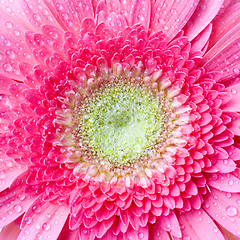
80,85,164,165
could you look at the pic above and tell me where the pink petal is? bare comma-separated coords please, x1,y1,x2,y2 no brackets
130,0,150,31
222,83,240,112
0,156,26,192
0,15,37,80
176,208,225,240
190,24,212,54
0,179,37,228
213,159,237,173
124,226,148,240
57,219,79,240
203,188,240,237
203,26,240,81
18,196,69,240
149,223,171,240
0,222,20,240
209,3,240,48
151,0,200,40
183,0,223,41
19,0,64,31
105,12,127,36
207,173,240,192
155,212,181,238
100,229,117,240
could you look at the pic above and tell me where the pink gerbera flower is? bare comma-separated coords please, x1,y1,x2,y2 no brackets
1,0,240,239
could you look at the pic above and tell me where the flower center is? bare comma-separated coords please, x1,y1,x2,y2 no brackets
77,84,164,166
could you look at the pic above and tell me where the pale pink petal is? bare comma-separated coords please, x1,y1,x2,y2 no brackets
0,156,26,192
151,0,200,40
105,12,128,36
18,196,69,240
207,173,240,193
176,208,225,240
203,188,240,237
106,0,132,21
209,3,240,48
203,35,240,81
0,222,20,240
0,178,37,228
190,24,212,54
0,14,38,80
130,0,150,30
183,0,223,41
20,0,65,31
223,83,240,112
0,0,36,31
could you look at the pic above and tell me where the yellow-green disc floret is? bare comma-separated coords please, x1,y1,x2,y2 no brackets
79,84,165,165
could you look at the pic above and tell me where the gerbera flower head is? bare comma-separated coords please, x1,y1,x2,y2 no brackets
1,0,240,239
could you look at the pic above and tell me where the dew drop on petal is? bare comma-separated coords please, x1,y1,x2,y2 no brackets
226,205,238,217
228,180,234,186
35,224,41,230
42,223,51,231
24,216,32,225
0,172,5,180
14,204,22,213
138,232,144,238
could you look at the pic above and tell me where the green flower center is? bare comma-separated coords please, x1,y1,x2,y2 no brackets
79,84,165,166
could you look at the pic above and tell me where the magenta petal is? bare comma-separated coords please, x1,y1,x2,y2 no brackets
130,0,150,31
184,0,223,41
0,182,36,228
207,173,240,193
203,188,240,237
18,197,69,240
176,208,225,240
151,0,200,40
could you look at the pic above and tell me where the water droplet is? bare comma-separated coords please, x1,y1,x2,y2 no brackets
3,63,13,72
24,216,32,225
18,193,26,201
0,172,5,180
32,204,42,213
226,193,232,198
228,180,234,186
233,68,240,74
226,206,238,217
205,203,210,209
35,224,41,230
14,205,22,213
213,227,218,232
82,229,88,235
138,232,144,238
5,22,13,29
42,223,51,231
